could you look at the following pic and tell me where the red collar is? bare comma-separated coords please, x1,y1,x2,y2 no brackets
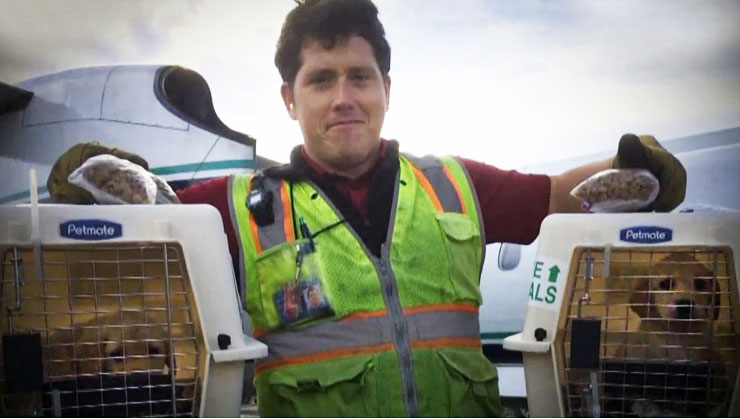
300,139,388,183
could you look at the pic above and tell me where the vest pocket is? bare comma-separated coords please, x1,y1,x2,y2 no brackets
437,348,502,417
258,355,377,417
435,212,482,304
254,239,331,330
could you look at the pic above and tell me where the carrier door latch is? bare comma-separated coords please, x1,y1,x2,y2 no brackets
570,251,602,417
2,332,44,394
2,248,43,409
571,318,602,417
6,247,26,333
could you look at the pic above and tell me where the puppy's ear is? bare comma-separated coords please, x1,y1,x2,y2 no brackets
630,278,652,319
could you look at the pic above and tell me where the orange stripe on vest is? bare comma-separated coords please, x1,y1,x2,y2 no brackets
255,343,395,374
340,309,387,322
280,181,295,242
411,337,481,349
403,303,478,315
247,176,263,255
410,164,443,212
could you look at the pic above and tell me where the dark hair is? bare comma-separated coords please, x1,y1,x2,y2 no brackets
275,0,391,84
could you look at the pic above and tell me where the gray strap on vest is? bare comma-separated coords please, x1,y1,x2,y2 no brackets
257,309,481,366
405,154,464,213
253,175,291,252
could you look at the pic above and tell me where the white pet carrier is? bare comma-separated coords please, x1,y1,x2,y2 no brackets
0,203,267,417
504,212,740,417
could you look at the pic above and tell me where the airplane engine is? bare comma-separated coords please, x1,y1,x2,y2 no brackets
504,212,740,417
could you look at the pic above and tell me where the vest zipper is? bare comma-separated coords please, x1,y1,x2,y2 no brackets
378,164,420,417
300,176,421,417
376,254,420,417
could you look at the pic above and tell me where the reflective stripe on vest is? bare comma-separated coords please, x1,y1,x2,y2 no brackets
248,175,295,254
255,304,480,373
405,155,466,214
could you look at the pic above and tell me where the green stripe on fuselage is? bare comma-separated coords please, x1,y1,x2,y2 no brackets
0,159,255,204
150,159,254,175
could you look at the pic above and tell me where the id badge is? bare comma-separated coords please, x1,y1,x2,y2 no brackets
273,241,332,325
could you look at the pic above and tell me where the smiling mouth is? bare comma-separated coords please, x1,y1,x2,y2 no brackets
328,120,362,129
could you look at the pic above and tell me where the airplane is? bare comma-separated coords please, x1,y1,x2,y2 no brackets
2,65,739,411
0,65,280,206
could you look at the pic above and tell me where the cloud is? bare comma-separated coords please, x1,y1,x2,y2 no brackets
0,0,198,82
375,0,740,166
380,0,740,82
1,1,738,166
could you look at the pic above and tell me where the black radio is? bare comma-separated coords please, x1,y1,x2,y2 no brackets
246,176,275,226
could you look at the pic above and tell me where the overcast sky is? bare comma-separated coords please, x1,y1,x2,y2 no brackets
1,0,739,168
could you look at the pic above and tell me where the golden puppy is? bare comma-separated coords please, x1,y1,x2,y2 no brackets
48,311,172,378
599,253,731,416
626,252,721,362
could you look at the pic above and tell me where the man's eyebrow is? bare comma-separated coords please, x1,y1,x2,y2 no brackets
305,68,336,79
348,65,376,74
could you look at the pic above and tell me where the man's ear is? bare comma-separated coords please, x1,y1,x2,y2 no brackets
383,75,391,111
281,82,297,120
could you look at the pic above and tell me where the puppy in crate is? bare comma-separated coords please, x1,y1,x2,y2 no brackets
49,310,173,377
40,311,179,416
607,252,736,416
627,252,725,362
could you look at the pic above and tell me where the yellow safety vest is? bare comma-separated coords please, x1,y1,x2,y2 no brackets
229,154,501,417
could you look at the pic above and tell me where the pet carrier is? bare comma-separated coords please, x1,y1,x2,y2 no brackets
504,212,740,417
0,203,267,417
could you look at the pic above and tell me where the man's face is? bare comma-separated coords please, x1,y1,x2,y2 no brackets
282,36,390,177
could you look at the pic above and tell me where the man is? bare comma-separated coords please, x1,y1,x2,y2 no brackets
48,0,686,416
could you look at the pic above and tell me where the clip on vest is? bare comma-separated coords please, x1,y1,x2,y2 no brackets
247,178,274,226
298,217,315,252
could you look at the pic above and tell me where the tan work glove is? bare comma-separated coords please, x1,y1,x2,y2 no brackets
47,141,149,204
612,134,686,212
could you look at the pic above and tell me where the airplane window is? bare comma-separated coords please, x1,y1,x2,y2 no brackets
498,243,522,271
154,66,255,148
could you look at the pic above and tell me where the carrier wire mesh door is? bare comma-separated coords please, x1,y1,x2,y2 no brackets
556,246,740,417
0,243,204,417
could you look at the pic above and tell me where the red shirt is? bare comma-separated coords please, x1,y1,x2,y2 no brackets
299,140,389,220
176,145,550,264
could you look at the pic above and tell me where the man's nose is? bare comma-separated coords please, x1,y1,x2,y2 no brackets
331,79,356,111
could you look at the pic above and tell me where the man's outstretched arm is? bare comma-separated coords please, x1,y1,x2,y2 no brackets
548,134,687,214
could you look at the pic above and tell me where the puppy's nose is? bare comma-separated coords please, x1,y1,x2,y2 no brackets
675,299,695,319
